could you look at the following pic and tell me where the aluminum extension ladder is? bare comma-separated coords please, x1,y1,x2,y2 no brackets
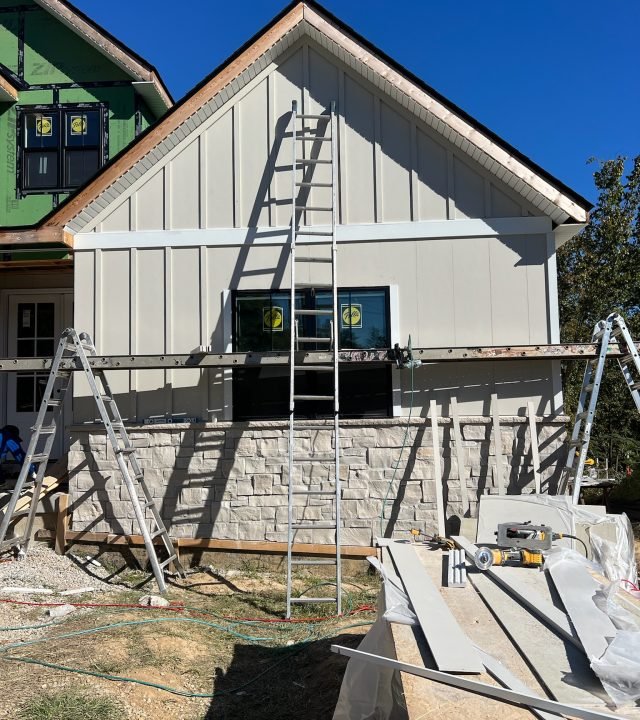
0,328,184,592
286,100,342,617
559,313,640,503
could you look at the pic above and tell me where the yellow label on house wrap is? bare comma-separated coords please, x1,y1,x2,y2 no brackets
36,116,52,136
70,115,87,135
341,304,362,328
263,306,283,332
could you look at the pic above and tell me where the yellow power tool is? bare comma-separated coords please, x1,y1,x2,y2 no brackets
474,546,543,570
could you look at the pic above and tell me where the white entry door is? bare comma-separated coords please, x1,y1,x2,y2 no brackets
6,293,71,460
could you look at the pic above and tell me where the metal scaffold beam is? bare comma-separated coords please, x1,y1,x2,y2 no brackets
1,341,638,372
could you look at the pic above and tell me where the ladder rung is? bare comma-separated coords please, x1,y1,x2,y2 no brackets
290,597,336,604
291,559,337,565
294,256,332,263
102,396,114,403
630,382,640,391
143,500,155,509
293,455,335,462
37,425,57,435
116,447,136,454
295,205,333,212
294,309,333,316
296,136,331,142
294,365,333,371
296,337,331,343
291,523,336,530
295,230,333,236
567,439,583,448
295,283,333,289
292,490,335,496
47,398,63,407
293,394,334,401
158,555,177,570
29,454,49,463
296,114,330,120
296,159,331,165
150,528,166,540
295,182,332,188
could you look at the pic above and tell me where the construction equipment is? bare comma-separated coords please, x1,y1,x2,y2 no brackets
286,100,342,617
0,328,184,592
558,312,640,503
473,521,587,569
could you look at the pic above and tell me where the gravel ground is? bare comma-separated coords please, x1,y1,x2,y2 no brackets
0,544,114,597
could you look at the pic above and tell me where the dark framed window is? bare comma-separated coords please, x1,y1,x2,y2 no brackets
15,301,56,413
18,104,108,195
232,288,392,420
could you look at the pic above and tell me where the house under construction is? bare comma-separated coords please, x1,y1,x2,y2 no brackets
1,1,594,569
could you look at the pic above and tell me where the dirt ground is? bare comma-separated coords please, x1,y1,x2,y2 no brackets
0,559,379,720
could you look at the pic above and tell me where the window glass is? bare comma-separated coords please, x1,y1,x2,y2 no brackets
16,374,34,413
24,113,59,149
232,288,391,420
36,303,54,336
17,303,36,338
65,149,100,187
20,106,103,193
65,110,100,147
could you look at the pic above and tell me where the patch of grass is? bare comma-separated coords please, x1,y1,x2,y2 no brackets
18,690,123,720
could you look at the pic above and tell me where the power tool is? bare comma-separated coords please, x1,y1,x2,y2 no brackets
473,521,580,570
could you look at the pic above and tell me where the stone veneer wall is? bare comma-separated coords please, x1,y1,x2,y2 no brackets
67,417,567,545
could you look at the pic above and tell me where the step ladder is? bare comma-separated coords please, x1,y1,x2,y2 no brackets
286,100,342,617
558,313,640,502
0,328,184,592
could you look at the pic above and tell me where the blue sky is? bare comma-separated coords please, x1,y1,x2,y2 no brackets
79,0,638,203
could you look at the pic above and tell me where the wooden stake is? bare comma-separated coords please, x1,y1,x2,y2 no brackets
450,396,469,516
527,401,542,493
430,399,446,536
55,494,69,556
491,393,505,494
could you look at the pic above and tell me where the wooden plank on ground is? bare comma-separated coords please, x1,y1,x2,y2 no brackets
430,399,446,536
527,401,542,493
451,396,470,516
388,541,482,673
546,557,616,661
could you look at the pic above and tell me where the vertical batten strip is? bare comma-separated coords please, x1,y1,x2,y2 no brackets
430,399,446,537
491,393,505,494
446,149,455,219
199,246,209,422
198,133,207,229
129,248,138,422
232,105,240,228
267,71,276,228
94,249,103,354
164,247,173,419
373,95,382,223
337,67,346,224
410,121,417,221
163,165,171,230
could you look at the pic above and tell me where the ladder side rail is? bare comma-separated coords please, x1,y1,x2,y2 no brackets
71,334,169,592
286,99,298,618
330,100,342,615
0,333,70,547
569,319,612,503
611,314,640,411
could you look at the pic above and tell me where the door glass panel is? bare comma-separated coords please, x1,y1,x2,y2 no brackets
16,374,35,412
17,339,35,357
17,303,36,338
36,303,55,336
36,339,55,356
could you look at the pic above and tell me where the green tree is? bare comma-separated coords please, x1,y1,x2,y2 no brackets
557,156,640,479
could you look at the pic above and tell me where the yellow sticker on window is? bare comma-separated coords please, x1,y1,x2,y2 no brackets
35,116,52,137
341,304,362,328
263,306,283,332
70,115,87,135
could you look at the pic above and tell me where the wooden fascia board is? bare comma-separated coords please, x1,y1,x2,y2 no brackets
0,227,72,247
42,3,305,232
302,5,588,224
0,72,18,102
33,0,172,109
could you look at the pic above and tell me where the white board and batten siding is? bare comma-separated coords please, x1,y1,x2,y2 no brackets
73,38,561,422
